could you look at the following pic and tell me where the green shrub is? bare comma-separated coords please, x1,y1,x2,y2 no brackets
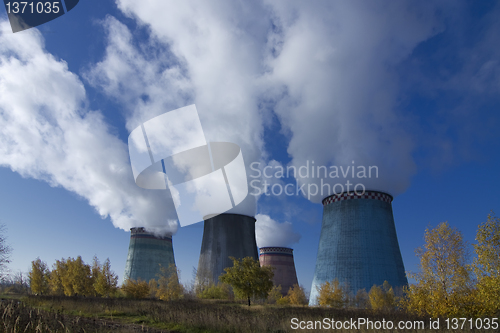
197,283,232,299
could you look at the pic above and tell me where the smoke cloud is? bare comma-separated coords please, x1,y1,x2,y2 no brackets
108,0,447,206
86,11,269,216
0,20,177,235
255,214,301,248
262,0,445,201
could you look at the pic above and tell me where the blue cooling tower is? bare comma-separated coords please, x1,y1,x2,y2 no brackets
124,227,177,283
309,191,407,305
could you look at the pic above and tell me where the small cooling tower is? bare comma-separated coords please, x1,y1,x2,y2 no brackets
197,214,258,284
259,247,299,295
124,227,176,282
309,191,407,305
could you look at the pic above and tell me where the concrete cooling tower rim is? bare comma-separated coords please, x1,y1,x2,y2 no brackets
130,227,172,241
259,247,294,256
322,190,393,206
202,213,256,222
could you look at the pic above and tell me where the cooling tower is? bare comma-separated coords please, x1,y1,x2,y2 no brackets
309,191,407,305
197,213,258,284
259,247,299,296
124,227,176,283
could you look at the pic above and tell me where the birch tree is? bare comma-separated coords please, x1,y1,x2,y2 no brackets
402,222,473,317
473,213,500,316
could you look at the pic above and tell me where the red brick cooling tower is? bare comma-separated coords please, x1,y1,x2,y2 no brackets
259,247,299,295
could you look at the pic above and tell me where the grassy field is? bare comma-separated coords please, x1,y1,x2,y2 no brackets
0,295,497,332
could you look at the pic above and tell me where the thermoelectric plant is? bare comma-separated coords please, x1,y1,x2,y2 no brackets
259,247,299,295
309,191,407,305
124,227,177,283
197,214,259,284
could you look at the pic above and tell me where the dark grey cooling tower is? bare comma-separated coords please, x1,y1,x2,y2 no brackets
309,191,407,305
124,227,176,283
197,214,258,284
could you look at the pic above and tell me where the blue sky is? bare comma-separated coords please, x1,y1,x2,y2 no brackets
0,0,499,295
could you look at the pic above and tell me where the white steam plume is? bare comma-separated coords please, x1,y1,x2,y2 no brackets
0,20,177,235
255,214,301,248
87,1,274,217
263,0,445,201
107,0,448,206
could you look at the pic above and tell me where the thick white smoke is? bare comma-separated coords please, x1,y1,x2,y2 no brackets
109,0,446,205
0,20,177,235
86,9,270,216
262,0,445,201
255,214,301,248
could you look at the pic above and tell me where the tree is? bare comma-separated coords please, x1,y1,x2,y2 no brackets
91,256,101,295
94,258,118,297
121,278,150,299
276,294,291,305
0,224,12,280
14,271,30,293
267,285,284,304
194,267,212,296
48,259,66,295
353,289,370,309
316,279,349,308
62,256,93,296
272,284,308,305
149,279,158,298
59,258,76,296
473,213,500,316
2,271,30,294
219,256,274,306
197,282,232,299
402,222,473,317
369,281,395,312
47,256,95,296
287,284,308,305
29,258,49,295
156,264,184,301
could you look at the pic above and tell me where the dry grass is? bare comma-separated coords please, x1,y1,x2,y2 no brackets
1,295,497,332
0,298,171,333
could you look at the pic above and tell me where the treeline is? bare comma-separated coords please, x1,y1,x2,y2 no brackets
29,256,185,301
0,271,30,294
315,213,500,318
315,278,402,310
29,256,118,297
120,264,184,301
122,257,308,305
